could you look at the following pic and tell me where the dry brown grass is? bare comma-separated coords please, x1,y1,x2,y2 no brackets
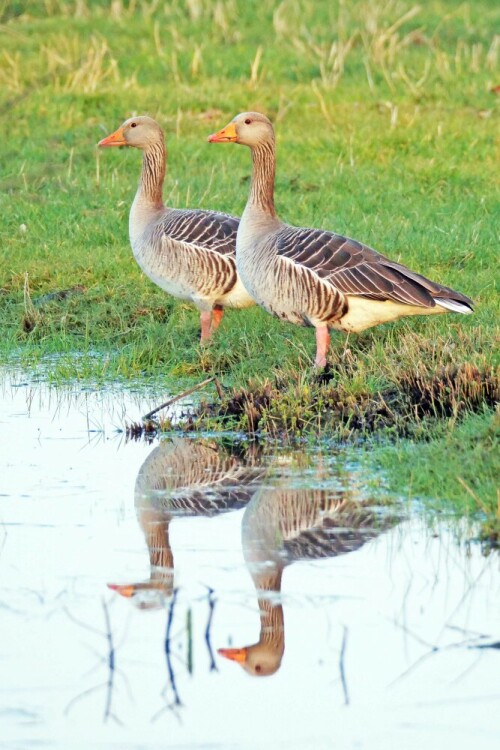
185,362,499,438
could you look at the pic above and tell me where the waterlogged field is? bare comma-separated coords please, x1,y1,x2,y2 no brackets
0,2,499,744
1,380,499,749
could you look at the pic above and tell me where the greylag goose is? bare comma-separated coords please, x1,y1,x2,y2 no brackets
208,112,474,366
99,116,254,342
219,483,394,676
108,437,264,609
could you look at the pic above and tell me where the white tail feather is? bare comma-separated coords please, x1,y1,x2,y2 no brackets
435,297,473,314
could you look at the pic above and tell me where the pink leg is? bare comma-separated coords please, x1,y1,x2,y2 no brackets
315,326,330,368
200,311,212,343
211,306,224,332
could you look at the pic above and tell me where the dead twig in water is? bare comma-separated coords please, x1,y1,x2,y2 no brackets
64,598,123,725
142,376,217,421
388,611,499,688
339,626,349,705
204,587,218,672
152,588,183,723
101,598,119,724
164,588,182,707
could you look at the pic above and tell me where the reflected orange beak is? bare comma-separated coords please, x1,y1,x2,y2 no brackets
98,127,127,147
208,121,237,143
107,583,135,598
218,646,248,663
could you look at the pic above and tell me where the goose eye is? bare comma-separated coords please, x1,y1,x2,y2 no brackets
255,664,261,672
131,122,137,128
244,118,252,125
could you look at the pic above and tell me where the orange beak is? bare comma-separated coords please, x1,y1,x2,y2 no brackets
218,646,248,663
98,127,127,147
208,121,237,143
107,583,135,598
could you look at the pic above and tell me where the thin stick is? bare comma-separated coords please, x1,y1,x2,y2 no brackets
101,598,117,723
214,377,224,400
204,587,218,672
164,588,182,707
457,476,489,515
142,377,216,421
339,626,349,705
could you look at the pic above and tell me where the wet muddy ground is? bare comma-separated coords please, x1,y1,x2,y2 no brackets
1,377,499,749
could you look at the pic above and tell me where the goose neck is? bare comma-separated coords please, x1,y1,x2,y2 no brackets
248,141,276,218
138,140,166,209
130,141,167,246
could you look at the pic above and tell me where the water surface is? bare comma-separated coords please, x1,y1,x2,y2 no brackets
1,378,499,749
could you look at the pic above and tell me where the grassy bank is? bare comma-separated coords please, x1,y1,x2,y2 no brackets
364,410,500,545
0,1,498,524
149,363,498,542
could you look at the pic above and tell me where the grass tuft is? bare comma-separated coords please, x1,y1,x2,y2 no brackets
188,360,498,438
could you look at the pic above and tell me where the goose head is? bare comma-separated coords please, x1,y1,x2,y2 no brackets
98,115,164,150
218,641,283,677
208,111,274,148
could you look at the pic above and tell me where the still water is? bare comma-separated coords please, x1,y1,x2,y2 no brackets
0,378,499,749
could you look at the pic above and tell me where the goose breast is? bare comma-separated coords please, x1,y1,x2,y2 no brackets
133,208,253,309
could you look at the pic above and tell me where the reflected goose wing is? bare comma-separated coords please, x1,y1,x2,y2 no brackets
136,440,263,516
276,226,473,309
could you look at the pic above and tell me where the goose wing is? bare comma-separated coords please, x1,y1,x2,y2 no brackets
159,209,238,257
276,226,473,309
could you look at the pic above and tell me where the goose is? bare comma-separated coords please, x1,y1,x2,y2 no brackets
218,484,394,676
98,116,254,343
208,112,474,366
108,437,264,609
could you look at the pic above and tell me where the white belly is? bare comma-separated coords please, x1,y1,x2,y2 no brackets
132,242,193,302
236,238,271,308
332,296,445,333
218,276,255,309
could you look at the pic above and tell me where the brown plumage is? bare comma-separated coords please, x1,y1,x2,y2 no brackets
107,438,264,609
99,115,254,343
218,484,394,676
209,112,474,366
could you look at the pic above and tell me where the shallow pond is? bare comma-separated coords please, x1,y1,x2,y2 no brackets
1,378,499,749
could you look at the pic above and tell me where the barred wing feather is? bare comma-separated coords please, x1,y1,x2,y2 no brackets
276,227,473,310
160,209,239,257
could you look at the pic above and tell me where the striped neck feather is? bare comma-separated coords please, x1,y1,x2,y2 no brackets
249,141,277,217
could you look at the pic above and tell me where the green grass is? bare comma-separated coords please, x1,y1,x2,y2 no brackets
364,410,500,545
0,1,498,524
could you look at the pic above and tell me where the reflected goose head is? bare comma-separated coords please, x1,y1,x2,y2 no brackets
98,115,164,150
218,642,283,677
107,577,173,610
208,112,274,148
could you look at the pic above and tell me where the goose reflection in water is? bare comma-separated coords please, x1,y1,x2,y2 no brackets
108,437,263,609
219,486,394,676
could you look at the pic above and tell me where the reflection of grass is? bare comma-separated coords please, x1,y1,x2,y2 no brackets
366,411,500,544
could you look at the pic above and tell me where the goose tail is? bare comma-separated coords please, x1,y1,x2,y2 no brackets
386,261,474,314
434,297,474,314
